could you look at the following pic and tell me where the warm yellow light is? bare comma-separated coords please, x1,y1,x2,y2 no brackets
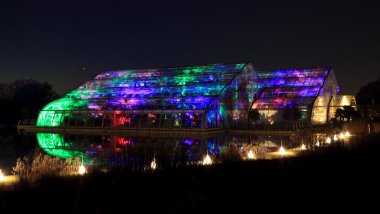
300,144,306,151
247,150,255,159
0,170,19,185
326,137,331,144
315,141,320,147
0,169,5,181
339,133,345,139
341,96,350,106
345,131,351,138
318,97,324,105
333,135,338,141
151,159,157,170
78,164,86,175
278,146,287,155
203,154,213,165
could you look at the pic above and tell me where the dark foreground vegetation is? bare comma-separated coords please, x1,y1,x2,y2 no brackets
1,135,379,214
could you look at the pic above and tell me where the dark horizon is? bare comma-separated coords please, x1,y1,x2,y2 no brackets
1,0,379,95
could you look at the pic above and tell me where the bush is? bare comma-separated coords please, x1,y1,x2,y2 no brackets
13,153,81,184
221,143,242,161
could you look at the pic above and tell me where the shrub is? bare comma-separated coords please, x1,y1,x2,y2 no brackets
13,153,81,183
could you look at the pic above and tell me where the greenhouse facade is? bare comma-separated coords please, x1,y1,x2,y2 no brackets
252,67,340,125
36,63,352,130
37,63,260,129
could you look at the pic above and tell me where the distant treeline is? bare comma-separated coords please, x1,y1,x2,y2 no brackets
356,77,380,105
0,79,59,125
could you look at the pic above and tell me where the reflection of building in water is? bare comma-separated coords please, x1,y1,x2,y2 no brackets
35,63,354,130
36,134,302,169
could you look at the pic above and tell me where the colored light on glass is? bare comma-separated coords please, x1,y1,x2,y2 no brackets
37,63,255,128
36,133,89,163
253,67,331,112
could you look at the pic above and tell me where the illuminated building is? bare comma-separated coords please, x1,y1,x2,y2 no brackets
36,64,350,128
37,63,260,129
252,67,343,124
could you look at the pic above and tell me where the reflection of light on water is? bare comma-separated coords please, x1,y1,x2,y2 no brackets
36,133,332,170
278,146,287,155
78,164,86,175
247,150,255,159
203,154,213,165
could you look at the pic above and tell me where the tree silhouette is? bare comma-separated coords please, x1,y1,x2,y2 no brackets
249,109,260,122
356,78,380,105
334,106,361,122
0,79,60,124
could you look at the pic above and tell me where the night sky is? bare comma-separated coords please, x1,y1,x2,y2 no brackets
1,0,379,95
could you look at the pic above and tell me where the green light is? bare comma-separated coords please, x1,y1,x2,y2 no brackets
37,98,87,127
174,75,196,86
36,133,90,164
235,63,245,69
35,63,255,129
219,105,225,116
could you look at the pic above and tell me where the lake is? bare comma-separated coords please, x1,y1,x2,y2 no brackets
1,129,328,174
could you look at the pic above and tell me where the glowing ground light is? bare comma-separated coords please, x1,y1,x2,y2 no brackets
0,169,19,185
78,164,86,175
203,154,213,165
300,144,307,150
151,159,157,170
278,146,287,155
339,133,345,140
247,150,255,159
315,141,320,147
326,137,332,144
345,131,351,138
333,135,338,141
0,169,5,181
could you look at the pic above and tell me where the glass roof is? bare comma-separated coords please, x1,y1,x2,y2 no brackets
253,67,331,109
62,63,246,111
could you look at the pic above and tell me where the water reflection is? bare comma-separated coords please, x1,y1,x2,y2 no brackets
36,133,307,171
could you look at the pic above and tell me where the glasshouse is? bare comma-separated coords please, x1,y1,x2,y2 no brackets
37,63,260,129
36,63,349,130
252,67,340,125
